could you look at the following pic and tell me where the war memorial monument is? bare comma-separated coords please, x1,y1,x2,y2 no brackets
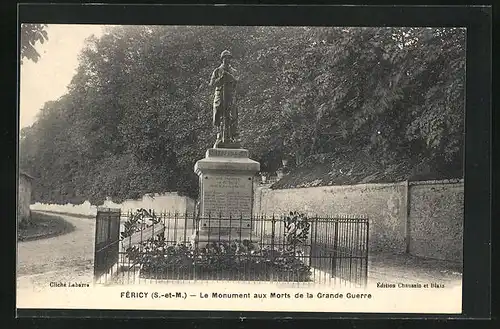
194,50,260,244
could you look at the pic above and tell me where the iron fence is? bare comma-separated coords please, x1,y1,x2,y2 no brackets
93,208,121,282
94,210,369,287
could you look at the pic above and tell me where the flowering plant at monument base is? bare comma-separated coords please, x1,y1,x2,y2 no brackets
122,209,313,282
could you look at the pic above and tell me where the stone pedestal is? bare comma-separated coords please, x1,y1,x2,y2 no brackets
194,148,260,244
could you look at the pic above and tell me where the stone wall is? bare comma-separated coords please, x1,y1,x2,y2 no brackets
254,182,408,252
18,174,32,223
408,181,464,262
31,192,196,217
254,179,464,262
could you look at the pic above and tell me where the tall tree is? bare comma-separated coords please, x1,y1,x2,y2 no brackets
20,24,48,64
19,26,465,204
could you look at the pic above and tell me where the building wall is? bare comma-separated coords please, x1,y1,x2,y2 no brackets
254,179,464,262
18,174,32,223
30,192,196,217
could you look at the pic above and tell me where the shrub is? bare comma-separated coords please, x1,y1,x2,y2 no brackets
283,211,311,248
122,209,313,281
129,238,311,281
121,208,162,239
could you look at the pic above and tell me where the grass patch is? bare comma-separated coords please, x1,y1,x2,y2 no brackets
18,212,76,242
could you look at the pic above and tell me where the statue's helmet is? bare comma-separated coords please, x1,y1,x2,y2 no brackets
220,50,232,59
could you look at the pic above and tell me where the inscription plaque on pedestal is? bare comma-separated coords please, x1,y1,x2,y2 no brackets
194,148,260,243
202,175,253,217
201,174,253,230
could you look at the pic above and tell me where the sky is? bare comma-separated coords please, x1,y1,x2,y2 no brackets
19,24,105,129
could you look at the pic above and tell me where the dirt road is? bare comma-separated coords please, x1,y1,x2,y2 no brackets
17,212,95,290
16,213,462,290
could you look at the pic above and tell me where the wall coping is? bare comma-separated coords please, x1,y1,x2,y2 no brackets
408,178,464,186
268,180,408,191
267,178,464,191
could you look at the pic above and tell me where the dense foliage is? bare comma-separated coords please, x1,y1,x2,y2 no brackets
20,24,49,64
19,26,465,204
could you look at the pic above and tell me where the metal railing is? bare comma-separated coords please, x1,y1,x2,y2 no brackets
94,210,369,287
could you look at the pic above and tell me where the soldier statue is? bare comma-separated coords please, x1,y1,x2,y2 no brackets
209,50,240,148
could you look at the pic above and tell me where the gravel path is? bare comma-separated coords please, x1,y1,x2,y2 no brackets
367,252,463,288
17,212,95,290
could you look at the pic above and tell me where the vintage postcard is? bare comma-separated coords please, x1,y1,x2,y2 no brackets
17,21,468,315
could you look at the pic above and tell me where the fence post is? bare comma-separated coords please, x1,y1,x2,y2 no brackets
184,211,188,243
313,215,319,269
271,214,275,252
93,213,100,283
365,219,369,287
93,208,121,284
309,216,315,267
405,180,411,254
332,219,339,278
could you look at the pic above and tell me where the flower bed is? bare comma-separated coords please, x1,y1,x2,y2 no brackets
122,210,312,282
128,239,312,282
